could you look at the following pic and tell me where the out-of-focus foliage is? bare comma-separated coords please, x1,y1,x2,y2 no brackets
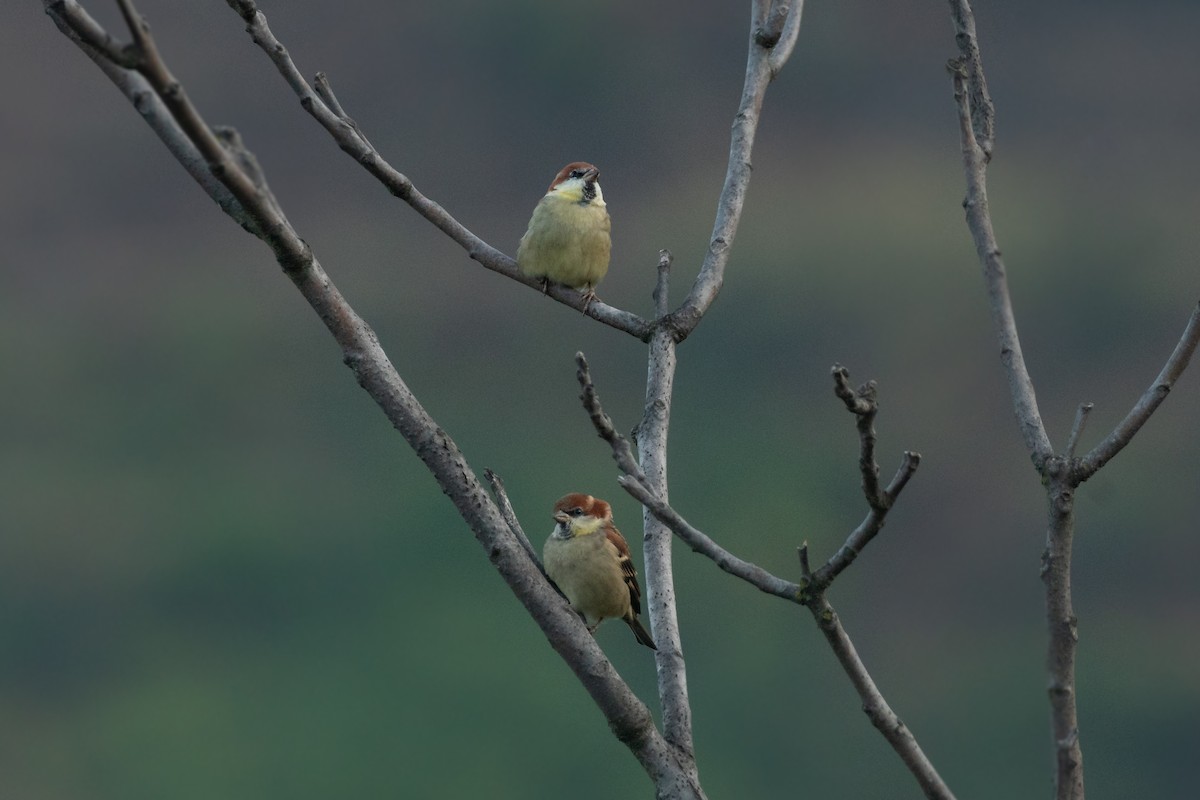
1,1,1198,798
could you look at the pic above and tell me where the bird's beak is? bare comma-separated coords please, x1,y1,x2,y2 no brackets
583,166,599,182
553,511,570,525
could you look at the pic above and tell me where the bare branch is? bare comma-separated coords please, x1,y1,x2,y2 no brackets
484,469,545,578
44,1,253,229
49,0,137,66
575,352,644,478
948,4,1083,797
832,364,884,508
636,325,697,758
579,356,949,797
946,0,994,161
46,5,705,794
576,352,799,601
947,2,1053,467
669,0,807,338
223,0,653,341
806,597,958,800
797,541,812,579
1075,302,1200,481
766,1,806,76
654,250,673,320
1063,403,1093,461
812,452,920,590
1040,469,1084,800
811,366,922,588
620,475,801,602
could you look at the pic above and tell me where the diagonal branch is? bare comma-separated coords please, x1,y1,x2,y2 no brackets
484,469,544,579
1074,302,1200,482
43,3,249,228
45,3,702,795
669,0,807,339
810,451,920,591
222,0,653,341
576,352,799,601
799,545,957,800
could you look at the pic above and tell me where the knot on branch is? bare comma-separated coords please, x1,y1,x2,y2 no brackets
946,56,967,80
224,0,258,22
832,364,878,417
754,1,791,48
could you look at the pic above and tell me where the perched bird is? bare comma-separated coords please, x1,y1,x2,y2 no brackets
542,493,656,649
516,162,612,302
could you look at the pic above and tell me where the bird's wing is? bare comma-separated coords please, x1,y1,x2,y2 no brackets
606,524,644,615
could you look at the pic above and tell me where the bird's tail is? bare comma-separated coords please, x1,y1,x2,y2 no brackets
626,616,657,650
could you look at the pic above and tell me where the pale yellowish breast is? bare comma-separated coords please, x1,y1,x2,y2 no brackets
517,193,611,291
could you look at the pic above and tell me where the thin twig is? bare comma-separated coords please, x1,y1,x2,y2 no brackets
1063,403,1093,461
767,1,806,76
1075,302,1200,481
42,2,249,228
483,469,544,576
812,451,921,590
620,476,800,601
832,364,884,508
947,0,994,161
654,250,673,320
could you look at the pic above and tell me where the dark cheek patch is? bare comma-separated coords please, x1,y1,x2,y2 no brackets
582,181,597,202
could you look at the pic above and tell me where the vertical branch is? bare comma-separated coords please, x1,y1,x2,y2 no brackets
638,253,696,762
947,4,1079,798
947,1,1053,467
1041,466,1084,800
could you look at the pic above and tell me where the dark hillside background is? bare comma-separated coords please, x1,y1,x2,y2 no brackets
2,2,1198,797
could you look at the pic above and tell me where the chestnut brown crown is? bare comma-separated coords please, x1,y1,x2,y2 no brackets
548,162,600,192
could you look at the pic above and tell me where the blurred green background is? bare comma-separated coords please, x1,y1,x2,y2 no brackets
3,0,1199,797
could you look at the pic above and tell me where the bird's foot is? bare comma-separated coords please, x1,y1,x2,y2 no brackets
579,287,598,311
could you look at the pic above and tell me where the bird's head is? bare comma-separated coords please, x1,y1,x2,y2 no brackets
547,162,604,205
551,492,612,539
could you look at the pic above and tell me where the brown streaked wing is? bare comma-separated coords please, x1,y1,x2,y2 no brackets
605,523,644,615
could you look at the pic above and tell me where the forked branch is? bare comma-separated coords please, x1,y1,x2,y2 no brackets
1074,302,1200,482
948,6,1200,800
578,355,950,798
947,3,1052,467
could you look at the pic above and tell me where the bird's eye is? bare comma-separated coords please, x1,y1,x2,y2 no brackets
569,507,584,516
570,169,585,179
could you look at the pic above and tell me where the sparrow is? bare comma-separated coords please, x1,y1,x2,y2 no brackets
516,162,612,302
542,493,656,650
